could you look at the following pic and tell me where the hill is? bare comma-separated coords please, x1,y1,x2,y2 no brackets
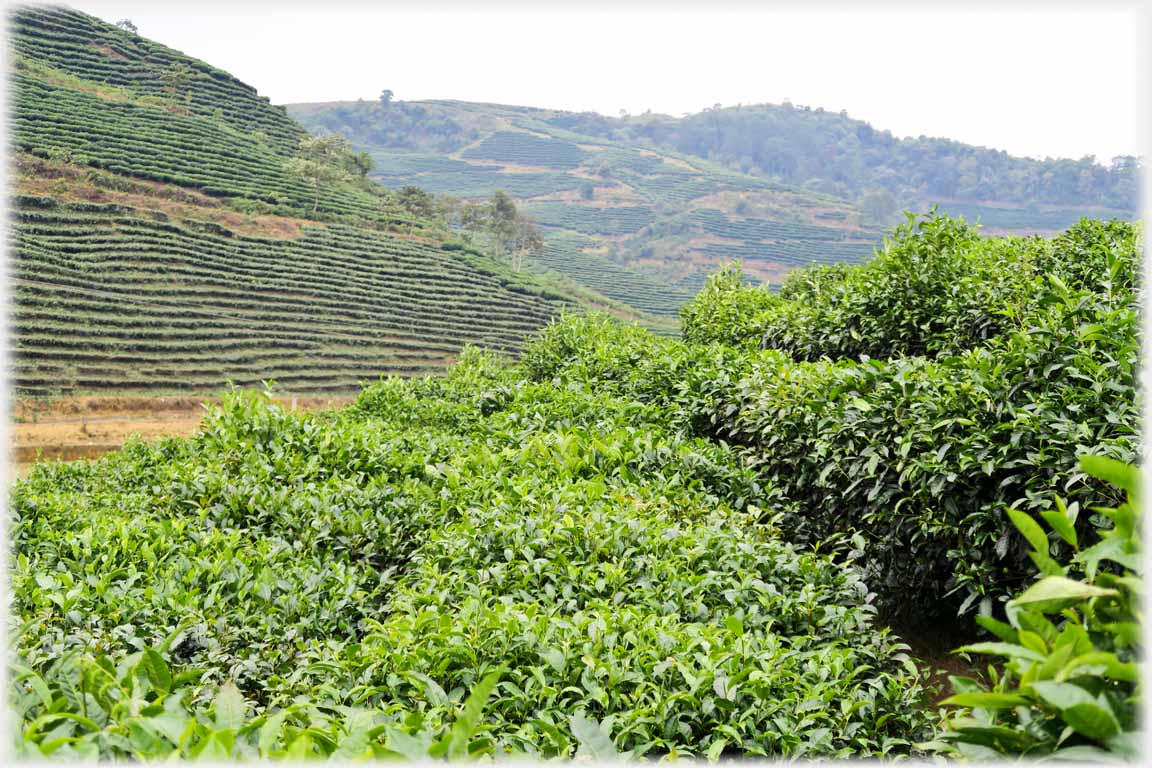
288,100,889,315
9,6,613,397
543,103,1140,219
288,99,1137,316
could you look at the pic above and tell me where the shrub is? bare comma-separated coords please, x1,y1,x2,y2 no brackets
679,265,780,347
12,361,933,759
682,215,1139,364
525,214,1141,618
713,277,1139,616
935,456,1142,760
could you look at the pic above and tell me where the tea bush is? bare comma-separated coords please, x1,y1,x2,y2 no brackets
936,455,1142,760
682,215,1139,363
528,216,1141,616
13,214,1139,759
678,265,781,347
718,279,1140,616
13,356,932,760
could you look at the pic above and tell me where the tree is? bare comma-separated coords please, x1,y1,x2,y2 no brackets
454,191,544,272
115,19,137,34
161,63,191,101
858,188,897,225
379,89,394,107
482,191,543,272
345,151,374,178
284,135,354,215
506,217,544,273
397,186,436,219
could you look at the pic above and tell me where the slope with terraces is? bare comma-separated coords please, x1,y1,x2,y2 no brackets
9,6,611,397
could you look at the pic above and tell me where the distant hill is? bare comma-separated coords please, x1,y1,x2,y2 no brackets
545,104,1140,215
288,100,890,316
288,100,1137,316
9,6,618,396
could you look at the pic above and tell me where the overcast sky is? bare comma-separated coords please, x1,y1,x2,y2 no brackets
66,2,1147,163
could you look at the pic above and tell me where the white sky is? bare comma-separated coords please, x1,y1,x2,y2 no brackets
45,2,1150,162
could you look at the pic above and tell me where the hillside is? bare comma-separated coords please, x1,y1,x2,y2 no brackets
288,100,889,315
8,6,609,397
544,104,1140,219
288,98,1137,316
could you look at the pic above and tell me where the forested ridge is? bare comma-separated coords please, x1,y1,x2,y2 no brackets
546,102,1140,212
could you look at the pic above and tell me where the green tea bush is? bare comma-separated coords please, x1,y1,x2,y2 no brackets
529,216,1141,617
12,354,933,760
935,456,1142,760
678,265,780,347
12,650,511,760
681,215,1139,363
717,278,1139,615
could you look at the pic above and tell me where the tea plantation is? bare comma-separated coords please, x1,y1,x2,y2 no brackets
8,5,1143,762
8,6,617,396
13,214,1142,760
12,196,565,395
289,99,887,311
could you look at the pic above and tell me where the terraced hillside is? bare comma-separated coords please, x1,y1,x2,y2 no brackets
289,100,888,314
9,6,597,397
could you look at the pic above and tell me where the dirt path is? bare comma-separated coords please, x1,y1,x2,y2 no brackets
11,395,354,478
885,613,983,708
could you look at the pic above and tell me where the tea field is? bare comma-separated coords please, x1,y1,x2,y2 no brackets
12,214,1143,760
288,100,888,311
7,4,1143,762
8,6,648,398
12,195,566,396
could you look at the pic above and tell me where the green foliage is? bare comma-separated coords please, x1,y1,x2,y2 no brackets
13,648,510,760
682,215,1139,364
716,283,1139,615
679,264,780,346
457,190,545,272
13,355,933,759
935,457,1142,760
533,216,1141,616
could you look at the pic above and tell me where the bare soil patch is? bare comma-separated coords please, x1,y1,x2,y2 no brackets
11,395,355,478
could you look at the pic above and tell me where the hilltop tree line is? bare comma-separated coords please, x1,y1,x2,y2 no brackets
296,96,1138,217
544,103,1140,211
299,98,476,154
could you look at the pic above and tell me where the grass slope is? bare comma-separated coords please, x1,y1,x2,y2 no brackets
8,6,605,396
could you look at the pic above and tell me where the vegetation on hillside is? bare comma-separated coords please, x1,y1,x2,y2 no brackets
551,216,1140,618
13,213,1141,759
544,103,1141,213
9,6,649,396
11,191,565,396
289,99,887,313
